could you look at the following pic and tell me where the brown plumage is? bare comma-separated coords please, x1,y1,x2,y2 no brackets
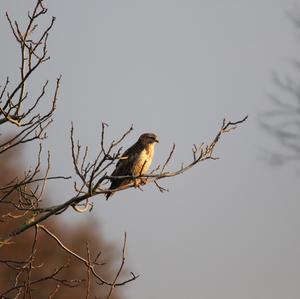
106,133,159,199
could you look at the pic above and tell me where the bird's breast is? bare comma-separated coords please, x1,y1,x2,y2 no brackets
133,145,155,175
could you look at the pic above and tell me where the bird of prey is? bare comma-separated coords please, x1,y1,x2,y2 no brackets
106,133,159,199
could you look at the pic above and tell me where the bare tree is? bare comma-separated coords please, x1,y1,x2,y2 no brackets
261,12,300,166
0,150,124,299
0,1,247,298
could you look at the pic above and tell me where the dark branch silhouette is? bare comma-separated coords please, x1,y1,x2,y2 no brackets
261,12,300,166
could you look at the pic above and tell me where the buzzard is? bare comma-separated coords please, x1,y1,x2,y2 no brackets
106,133,159,199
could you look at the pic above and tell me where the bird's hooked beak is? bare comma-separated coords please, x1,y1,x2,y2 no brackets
154,137,159,143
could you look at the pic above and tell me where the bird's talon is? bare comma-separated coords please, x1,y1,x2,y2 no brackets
141,178,147,185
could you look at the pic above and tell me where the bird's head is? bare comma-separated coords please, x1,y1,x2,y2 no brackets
139,133,159,145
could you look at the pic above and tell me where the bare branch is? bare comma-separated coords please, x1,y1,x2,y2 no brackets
37,225,138,287
106,232,128,299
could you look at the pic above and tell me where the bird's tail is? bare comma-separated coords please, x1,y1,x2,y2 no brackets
105,190,114,200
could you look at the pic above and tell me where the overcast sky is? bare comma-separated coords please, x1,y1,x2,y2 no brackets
1,1,300,298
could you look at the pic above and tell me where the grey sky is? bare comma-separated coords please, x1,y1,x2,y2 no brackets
1,0,300,298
